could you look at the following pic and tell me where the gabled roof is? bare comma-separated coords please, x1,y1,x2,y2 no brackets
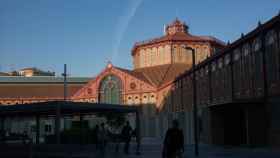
133,64,191,87
115,64,190,88
113,66,152,85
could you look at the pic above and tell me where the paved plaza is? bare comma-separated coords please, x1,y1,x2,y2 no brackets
1,139,280,158
77,138,280,158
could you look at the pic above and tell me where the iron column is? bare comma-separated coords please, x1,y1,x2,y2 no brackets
63,64,67,101
183,46,199,156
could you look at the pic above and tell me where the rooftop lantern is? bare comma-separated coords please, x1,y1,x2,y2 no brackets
165,18,189,35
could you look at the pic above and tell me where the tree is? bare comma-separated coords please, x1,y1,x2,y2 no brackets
98,112,126,133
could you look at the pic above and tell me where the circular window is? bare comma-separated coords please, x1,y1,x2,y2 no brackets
130,82,136,89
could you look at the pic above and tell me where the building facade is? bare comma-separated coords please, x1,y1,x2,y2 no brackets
169,13,280,147
0,67,55,77
70,19,224,138
0,19,224,141
2,14,279,147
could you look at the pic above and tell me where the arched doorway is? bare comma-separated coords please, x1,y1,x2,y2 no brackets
98,75,122,104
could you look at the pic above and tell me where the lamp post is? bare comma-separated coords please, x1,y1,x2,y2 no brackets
182,46,199,156
62,64,67,101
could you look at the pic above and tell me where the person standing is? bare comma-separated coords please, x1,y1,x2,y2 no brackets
99,123,108,153
93,125,100,149
121,121,132,154
162,120,184,158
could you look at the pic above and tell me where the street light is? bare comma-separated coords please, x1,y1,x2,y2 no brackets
62,64,68,101
182,46,199,156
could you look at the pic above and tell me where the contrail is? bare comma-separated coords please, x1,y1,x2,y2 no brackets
111,0,143,64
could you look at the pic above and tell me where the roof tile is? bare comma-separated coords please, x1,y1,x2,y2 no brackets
116,64,190,87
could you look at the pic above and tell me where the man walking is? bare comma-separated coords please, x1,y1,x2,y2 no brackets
99,123,108,154
162,120,184,158
121,121,132,154
93,124,100,149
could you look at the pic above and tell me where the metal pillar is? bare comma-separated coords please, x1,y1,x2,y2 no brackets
63,64,68,101
192,49,199,156
0,117,4,131
55,104,61,144
35,115,40,144
136,110,141,155
245,108,250,145
0,117,4,143
183,46,199,156
80,115,84,144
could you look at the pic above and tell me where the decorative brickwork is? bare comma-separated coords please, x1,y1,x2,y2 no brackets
132,19,225,69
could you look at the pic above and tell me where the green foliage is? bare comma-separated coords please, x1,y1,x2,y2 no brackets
44,120,95,144
98,112,126,131
60,128,95,144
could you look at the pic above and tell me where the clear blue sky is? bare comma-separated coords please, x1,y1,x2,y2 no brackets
0,0,279,77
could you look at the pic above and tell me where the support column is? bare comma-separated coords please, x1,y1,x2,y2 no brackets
0,117,5,143
0,117,4,132
136,110,141,155
35,115,40,144
245,107,250,146
80,114,84,144
55,104,61,144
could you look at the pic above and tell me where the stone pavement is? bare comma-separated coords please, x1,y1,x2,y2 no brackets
95,138,280,158
2,138,279,158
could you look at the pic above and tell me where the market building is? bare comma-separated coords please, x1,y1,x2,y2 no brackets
2,14,279,147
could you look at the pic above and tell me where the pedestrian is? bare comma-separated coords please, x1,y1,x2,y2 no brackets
0,130,4,143
99,123,108,153
131,128,136,138
162,120,184,158
22,130,28,144
93,124,100,149
121,121,132,154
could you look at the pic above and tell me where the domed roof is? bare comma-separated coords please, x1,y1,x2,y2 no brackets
131,18,225,55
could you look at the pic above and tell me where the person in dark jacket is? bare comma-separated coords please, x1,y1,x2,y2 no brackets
121,121,132,154
162,120,184,158
99,123,108,153
93,125,99,149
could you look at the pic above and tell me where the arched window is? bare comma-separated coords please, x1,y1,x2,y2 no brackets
253,38,261,51
211,62,216,72
265,30,276,46
233,49,240,61
99,75,122,104
225,54,231,65
243,43,250,56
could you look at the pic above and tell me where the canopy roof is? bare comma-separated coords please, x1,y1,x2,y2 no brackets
0,101,139,117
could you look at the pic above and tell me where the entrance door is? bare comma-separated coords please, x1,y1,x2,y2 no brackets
210,105,247,146
223,107,246,145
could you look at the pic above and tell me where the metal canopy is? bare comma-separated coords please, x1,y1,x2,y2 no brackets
0,101,141,151
0,101,139,116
